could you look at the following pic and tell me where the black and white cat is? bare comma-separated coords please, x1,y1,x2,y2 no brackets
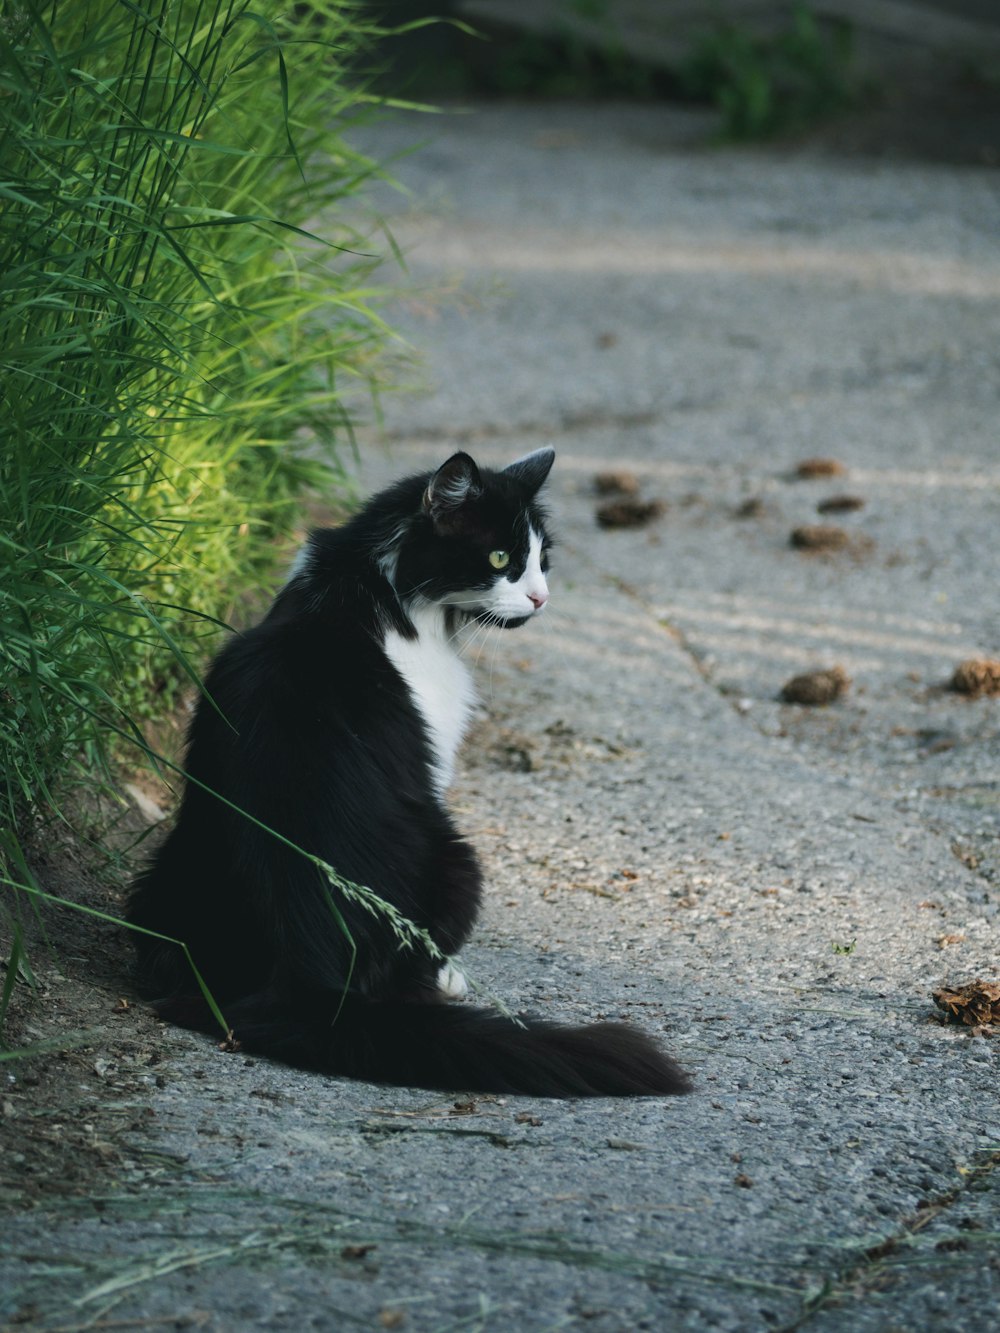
128,447,689,1097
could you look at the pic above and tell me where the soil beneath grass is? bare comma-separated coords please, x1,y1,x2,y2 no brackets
0,807,194,1212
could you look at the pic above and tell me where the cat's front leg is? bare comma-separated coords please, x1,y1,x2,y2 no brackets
421,830,480,1002
436,960,469,1000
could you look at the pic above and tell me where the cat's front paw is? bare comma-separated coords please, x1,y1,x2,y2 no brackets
436,961,469,1001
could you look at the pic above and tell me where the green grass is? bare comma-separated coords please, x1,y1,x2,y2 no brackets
0,0,413,1033
680,3,857,141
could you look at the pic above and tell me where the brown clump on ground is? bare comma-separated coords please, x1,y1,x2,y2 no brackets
790,524,851,552
594,469,640,496
596,497,665,529
932,980,1000,1029
795,457,846,479
817,494,865,514
949,658,1000,698
780,665,850,705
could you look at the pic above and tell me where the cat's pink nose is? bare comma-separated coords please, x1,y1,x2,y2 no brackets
528,590,548,609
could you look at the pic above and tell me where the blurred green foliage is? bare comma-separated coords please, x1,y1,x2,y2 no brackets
681,4,857,139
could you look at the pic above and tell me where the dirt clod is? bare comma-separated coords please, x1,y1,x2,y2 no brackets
341,1243,378,1260
932,980,1000,1028
794,457,846,479
790,524,851,552
733,496,767,519
596,497,665,529
949,658,1000,698
594,469,640,496
817,494,865,514
780,666,850,706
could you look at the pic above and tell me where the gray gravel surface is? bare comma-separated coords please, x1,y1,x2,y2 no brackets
4,103,998,1332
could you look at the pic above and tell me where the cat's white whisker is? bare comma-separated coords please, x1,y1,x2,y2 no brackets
487,621,505,699
448,613,489,654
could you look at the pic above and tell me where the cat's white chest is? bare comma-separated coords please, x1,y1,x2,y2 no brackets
384,607,476,796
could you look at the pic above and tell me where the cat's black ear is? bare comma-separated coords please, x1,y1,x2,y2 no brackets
423,452,483,528
503,446,555,494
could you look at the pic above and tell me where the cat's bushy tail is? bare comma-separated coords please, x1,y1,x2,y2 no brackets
159,991,690,1098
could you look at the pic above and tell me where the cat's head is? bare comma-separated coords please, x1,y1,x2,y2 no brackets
393,447,554,628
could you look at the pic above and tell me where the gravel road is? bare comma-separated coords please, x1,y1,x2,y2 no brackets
3,101,998,1332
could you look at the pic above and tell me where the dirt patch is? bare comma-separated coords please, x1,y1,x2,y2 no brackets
0,998,172,1210
1,804,189,1211
467,715,633,775
596,497,666,530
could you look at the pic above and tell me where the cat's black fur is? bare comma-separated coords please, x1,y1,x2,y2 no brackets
128,448,690,1097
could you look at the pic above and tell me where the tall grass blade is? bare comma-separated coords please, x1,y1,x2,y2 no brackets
0,0,415,1041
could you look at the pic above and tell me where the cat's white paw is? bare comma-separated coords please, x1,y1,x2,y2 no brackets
436,961,469,1000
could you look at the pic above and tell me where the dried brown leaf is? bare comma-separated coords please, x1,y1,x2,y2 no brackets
950,658,1000,698
780,666,850,706
795,457,846,479
932,979,1000,1027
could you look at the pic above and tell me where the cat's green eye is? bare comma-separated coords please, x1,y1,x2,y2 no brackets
488,550,510,571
